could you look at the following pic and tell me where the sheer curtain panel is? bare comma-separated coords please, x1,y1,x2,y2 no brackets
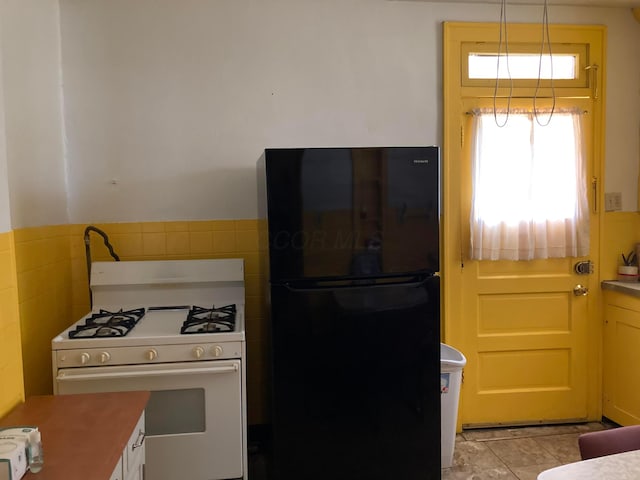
470,108,590,261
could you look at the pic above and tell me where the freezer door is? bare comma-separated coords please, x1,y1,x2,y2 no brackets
264,147,440,283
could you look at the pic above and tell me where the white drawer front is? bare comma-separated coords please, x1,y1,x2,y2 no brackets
125,413,146,475
109,456,123,480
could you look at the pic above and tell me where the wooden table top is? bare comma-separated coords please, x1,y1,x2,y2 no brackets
0,391,150,480
537,449,640,480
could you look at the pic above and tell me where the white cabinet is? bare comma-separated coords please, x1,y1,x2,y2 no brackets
109,412,146,480
110,457,123,480
125,412,146,480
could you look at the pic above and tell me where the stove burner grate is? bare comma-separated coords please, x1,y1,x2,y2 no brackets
68,308,145,338
181,304,236,334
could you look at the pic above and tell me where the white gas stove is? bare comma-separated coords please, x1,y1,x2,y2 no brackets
51,258,247,480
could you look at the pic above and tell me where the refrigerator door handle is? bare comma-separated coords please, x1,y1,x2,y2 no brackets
282,276,435,292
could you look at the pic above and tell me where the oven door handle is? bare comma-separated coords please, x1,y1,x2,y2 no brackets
56,364,238,381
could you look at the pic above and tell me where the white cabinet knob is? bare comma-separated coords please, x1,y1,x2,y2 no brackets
145,349,158,361
79,352,91,365
99,352,111,363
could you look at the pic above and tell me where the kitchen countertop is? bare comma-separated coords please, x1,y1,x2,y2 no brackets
537,449,640,479
0,391,150,480
601,280,640,297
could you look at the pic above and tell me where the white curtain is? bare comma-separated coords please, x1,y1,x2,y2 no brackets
470,108,590,261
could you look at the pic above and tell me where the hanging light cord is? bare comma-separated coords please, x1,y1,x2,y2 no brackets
493,0,513,128
533,0,556,126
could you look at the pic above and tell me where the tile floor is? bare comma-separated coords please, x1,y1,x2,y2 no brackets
248,421,615,479
443,421,614,480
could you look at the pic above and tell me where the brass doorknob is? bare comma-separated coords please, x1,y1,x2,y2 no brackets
573,285,589,296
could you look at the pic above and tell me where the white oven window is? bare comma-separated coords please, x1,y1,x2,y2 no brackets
146,388,206,435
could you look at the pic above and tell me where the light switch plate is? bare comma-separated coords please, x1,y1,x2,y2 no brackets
604,192,622,211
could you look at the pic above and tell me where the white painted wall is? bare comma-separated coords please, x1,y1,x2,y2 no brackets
0,47,11,234
0,0,67,230
57,0,640,222
603,10,640,209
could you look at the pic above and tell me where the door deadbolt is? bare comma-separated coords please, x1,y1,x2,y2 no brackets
573,285,589,296
574,261,594,275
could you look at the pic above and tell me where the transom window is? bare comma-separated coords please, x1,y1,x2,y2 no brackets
460,42,589,88
468,53,578,80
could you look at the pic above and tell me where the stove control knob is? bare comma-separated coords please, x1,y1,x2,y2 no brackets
79,352,91,365
99,352,111,363
211,345,223,357
145,348,158,361
193,346,205,359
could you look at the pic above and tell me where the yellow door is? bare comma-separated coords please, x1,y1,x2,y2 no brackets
443,23,605,427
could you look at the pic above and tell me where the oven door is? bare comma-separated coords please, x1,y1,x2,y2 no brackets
56,360,243,480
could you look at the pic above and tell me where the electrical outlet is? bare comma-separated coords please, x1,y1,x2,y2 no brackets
604,192,622,211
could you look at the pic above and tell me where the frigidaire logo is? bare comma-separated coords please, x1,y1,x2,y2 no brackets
413,159,430,164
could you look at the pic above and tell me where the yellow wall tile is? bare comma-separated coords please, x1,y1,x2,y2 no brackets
211,220,236,231
245,311,267,344
142,222,166,233
244,295,263,321
236,230,259,252
213,230,237,253
0,251,13,289
69,235,86,259
51,234,71,263
164,221,189,232
257,226,269,252
242,252,261,275
15,268,40,302
94,222,142,234
166,231,190,256
188,221,215,232
244,274,264,298
602,212,640,280
14,226,73,398
0,288,18,327
12,227,44,243
0,233,10,251
0,231,25,417
39,225,59,239
0,330,25,415
14,240,44,273
235,219,258,231
189,231,213,254
69,224,88,236
109,233,143,258
143,232,167,256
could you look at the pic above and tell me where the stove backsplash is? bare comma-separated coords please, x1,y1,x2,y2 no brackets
8,219,269,425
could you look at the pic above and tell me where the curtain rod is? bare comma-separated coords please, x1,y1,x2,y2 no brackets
465,109,588,115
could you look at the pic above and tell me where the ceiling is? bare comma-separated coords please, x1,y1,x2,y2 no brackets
399,0,640,8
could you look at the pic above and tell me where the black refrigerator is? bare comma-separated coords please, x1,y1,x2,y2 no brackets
259,147,441,480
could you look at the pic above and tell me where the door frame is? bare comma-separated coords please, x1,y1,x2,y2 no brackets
442,21,606,427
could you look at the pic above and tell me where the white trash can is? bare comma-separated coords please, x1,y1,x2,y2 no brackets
440,343,466,469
